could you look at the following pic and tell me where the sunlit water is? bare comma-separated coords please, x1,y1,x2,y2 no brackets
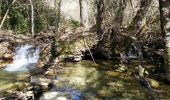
0,44,38,96
0,43,170,99
55,60,170,100
4,44,39,72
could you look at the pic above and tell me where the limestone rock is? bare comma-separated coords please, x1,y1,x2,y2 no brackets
39,91,72,100
59,54,83,62
30,76,52,91
148,79,159,89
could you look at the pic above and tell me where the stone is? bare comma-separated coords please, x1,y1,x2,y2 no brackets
114,64,127,72
30,76,52,91
25,91,34,100
39,91,72,100
14,82,31,91
107,71,121,77
147,78,160,89
3,53,13,59
59,54,83,62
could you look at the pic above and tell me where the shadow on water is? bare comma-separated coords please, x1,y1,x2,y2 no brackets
57,60,170,100
0,70,29,93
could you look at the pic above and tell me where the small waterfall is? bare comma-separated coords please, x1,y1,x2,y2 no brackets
4,44,39,72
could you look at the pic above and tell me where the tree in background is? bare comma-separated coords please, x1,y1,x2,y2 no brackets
159,0,170,81
29,0,34,37
79,0,83,26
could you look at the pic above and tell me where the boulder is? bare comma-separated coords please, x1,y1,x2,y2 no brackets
59,54,83,62
147,78,159,89
30,76,52,91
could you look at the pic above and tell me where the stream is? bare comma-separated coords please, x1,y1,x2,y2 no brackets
52,60,170,100
0,44,170,100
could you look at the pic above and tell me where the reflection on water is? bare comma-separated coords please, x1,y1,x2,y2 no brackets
52,86,82,100
0,70,29,93
56,60,170,100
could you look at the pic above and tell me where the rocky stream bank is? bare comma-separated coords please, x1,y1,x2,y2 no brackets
0,30,170,100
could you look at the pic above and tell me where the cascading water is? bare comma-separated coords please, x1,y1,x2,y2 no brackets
4,44,39,72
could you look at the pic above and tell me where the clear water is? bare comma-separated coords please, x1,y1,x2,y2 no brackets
56,60,170,100
0,70,29,93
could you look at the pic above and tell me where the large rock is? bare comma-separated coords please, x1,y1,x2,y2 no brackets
0,41,13,63
147,78,160,89
30,76,52,91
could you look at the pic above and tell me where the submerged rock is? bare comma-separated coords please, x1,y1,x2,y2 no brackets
39,91,72,100
107,71,121,77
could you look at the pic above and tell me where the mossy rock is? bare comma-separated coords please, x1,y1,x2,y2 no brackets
107,71,121,77
114,64,127,72
0,82,30,91
148,78,159,89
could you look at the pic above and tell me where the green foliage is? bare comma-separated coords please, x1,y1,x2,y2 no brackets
9,8,29,34
69,19,80,29
10,11,29,33
1,0,49,34
35,16,47,33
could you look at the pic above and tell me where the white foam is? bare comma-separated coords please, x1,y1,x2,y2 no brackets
4,44,39,72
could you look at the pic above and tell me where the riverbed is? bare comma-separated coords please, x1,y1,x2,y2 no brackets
53,60,170,100
0,60,170,100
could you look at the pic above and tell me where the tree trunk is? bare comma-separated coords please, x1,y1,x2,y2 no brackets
159,0,170,81
0,0,2,20
51,0,62,58
128,0,152,37
79,0,83,26
96,0,104,39
29,0,35,37
114,0,126,27
54,0,61,36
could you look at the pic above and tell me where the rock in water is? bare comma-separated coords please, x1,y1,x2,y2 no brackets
30,76,52,91
147,78,160,89
39,91,72,100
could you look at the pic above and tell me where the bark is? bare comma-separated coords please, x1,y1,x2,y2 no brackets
159,0,170,81
120,0,152,65
0,0,2,19
96,0,105,39
114,0,126,27
29,0,35,38
128,0,152,36
79,0,83,26
0,0,17,29
51,0,62,58
54,0,61,36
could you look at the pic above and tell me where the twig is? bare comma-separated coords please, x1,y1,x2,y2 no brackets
39,42,51,54
96,24,114,42
83,31,96,65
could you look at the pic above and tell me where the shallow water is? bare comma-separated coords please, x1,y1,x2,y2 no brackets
0,70,29,94
55,60,170,100
1,59,170,100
